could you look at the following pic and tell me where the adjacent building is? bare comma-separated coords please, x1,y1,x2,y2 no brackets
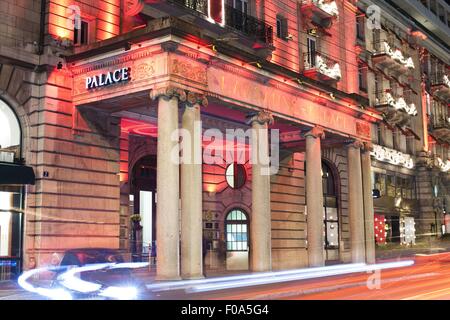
0,0,448,281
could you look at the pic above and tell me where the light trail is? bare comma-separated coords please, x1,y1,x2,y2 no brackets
186,261,415,293
146,263,367,291
18,262,149,300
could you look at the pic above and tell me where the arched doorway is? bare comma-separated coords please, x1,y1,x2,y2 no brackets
0,99,32,279
130,155,157,262
225,208,249,270
322,161,340,263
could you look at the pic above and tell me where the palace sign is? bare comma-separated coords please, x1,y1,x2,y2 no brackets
86,68,130,90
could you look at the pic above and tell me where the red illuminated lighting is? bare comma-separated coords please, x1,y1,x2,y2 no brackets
121,118,158,137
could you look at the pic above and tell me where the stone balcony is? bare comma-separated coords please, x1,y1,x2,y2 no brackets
373,91,418,126
372,41,415,77
429,115,450,143
300,0,339,31
430,73,450,103
303,52,341,82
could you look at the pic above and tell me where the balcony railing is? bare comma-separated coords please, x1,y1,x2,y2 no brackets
172,0,208,15
303,52,341,81
170,0,273,45
301,0,339,17
430,114,450,130
374,91,418,116
224,5,273,45
430,72,450,87
372,40,415,70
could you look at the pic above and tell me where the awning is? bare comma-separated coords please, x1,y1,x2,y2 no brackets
0,163,35,185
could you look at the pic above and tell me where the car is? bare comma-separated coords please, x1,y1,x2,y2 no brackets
51,248,149,300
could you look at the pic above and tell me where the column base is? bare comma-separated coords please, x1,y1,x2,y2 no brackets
181,274,205,280
155,275,182,281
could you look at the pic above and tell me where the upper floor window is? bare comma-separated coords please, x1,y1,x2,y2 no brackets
358,65,368,92
356,16,366,41
233,0,248,14
276,15,288,40
74,20,89,46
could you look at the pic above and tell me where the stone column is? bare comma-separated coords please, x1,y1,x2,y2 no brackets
181,92,208,279
150,87,186,281
361,142,376,264
304,126,325,267
347,140,366,264
248,111,274,272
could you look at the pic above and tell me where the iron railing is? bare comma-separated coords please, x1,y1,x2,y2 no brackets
225,5,273,45
303,52,339,70
430,114,450,130
170,0,273,45
430,72,449,86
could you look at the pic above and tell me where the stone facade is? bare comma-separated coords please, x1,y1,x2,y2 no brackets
0,0,448,280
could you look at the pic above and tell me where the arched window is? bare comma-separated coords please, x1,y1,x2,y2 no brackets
322,161,339,249
225,209,249,251
0,100,21,162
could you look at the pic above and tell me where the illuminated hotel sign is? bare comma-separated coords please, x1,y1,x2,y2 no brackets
86,68,130,90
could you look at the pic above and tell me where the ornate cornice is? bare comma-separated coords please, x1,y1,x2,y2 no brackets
185,91,208,108
346,139,365,150
149,86,187,101
246,110,274,125
304,126,325,139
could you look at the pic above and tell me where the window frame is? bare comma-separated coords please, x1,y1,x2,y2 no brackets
225,209,249,252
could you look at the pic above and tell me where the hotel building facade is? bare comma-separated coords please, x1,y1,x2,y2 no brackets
0,0,448,280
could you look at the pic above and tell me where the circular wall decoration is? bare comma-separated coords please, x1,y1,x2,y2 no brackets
225,163,247,189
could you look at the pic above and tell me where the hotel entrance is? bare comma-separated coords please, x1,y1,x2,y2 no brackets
0,99,35,280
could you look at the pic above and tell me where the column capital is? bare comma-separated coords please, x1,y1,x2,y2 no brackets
304,126,325,139
246,110,274,126
150,86,187,102
346,139,365,150
362,141,374,153
185,91,209,108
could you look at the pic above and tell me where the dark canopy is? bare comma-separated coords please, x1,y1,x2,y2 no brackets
0,163,35,185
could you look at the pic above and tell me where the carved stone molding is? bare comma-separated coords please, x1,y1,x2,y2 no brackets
246,110,274,126
346,139,365,150
362,141,374,153
304,126,325,139
149,86,187,102
185,91,208,108
161,41,179,53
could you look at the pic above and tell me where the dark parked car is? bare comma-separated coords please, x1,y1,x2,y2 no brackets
52,248,148,300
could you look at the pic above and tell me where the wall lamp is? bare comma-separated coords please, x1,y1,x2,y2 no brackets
285,78,303,85
246,61,263,69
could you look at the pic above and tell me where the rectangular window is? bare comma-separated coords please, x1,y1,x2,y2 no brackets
74,20,89,45
359,65,368,92
276,15,288,40
356,16,365,41
387,175,396,198
306,36,317,68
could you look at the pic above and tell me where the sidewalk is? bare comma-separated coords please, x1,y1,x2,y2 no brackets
375,238,450,261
